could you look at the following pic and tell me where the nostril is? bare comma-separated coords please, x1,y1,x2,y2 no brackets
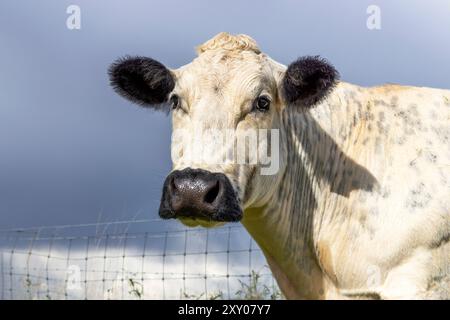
204,180,220,204
170,176,178,192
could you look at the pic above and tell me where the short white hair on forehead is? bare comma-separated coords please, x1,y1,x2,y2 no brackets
196,32,261,56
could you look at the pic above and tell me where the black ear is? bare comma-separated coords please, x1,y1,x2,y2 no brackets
108,56,175,109
282,56,339,108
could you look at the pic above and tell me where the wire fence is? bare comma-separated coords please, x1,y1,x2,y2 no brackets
0,219,280,300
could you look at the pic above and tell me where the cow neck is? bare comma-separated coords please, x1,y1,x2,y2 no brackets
241,99,343,299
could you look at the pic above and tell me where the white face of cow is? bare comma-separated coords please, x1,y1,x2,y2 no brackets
109,33,338,227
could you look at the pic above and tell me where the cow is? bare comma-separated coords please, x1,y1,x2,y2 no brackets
108,32,449,299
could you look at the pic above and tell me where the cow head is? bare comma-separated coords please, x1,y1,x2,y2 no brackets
109,33,338,227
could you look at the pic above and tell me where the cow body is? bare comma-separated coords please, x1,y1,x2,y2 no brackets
109,33,449,299
243,82,450,299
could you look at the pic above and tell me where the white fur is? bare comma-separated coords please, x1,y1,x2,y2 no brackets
169,33,450,299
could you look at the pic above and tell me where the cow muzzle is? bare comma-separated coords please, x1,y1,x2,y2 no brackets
159,168,242,223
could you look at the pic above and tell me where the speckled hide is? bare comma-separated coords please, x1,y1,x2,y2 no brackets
244,82,450,299
110,33,450,299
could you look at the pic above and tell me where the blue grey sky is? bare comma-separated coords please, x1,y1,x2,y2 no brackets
0,0,449,228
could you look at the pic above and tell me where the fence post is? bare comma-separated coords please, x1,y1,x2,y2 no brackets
0,249,4,300
9,234,19,300
162,231,168,300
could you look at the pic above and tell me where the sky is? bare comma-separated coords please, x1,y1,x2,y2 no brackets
0,0,449,229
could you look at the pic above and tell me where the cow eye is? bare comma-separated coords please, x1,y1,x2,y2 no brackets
170,95,180,109
254,96,271,112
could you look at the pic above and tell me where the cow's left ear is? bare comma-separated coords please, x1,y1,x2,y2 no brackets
281,56,339,108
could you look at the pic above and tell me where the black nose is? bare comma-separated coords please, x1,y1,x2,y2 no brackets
159,168,242,222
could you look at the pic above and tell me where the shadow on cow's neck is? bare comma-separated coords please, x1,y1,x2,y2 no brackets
285,109,379,198
241,107,380,299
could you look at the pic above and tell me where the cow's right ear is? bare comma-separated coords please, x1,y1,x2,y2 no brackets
108,56,175,109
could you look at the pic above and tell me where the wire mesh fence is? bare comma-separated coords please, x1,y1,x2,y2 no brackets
0,219,280,300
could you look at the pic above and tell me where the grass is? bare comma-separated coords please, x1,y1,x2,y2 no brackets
18,266,281,300
180,270,283,300
235,270,282,300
